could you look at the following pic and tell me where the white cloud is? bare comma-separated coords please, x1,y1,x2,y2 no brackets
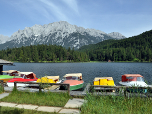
5,0,69,23
39,0,69,21
1,0,152,37
62,0,79,15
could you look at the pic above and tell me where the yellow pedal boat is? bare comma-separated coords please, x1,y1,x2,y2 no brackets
93,77,115,86
36,76,60,83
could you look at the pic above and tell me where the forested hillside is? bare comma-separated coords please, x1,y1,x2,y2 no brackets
79,30,152,62
1,30,152,62
0,44,89,62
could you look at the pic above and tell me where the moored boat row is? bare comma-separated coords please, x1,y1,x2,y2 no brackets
93,74,148,87
93,74,148,93
37,73,84,91
0,70,150,92
0,70,84,91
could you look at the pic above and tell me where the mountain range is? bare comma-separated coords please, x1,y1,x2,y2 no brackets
0,21,126,50
0,35,10,44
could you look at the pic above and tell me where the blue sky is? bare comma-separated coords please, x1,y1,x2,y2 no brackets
0,0,152,38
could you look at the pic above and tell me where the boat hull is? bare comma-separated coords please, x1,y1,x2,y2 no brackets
119,81,148,87
70,83,84,91
119,81,148,93
62,80,84,91
126,88,147,93
0,75,21,83
0,79,12,83
7,82,32,87
7,80,37,87
7,78,37,87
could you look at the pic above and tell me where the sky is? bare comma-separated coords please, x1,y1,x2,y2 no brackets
0,0,152,38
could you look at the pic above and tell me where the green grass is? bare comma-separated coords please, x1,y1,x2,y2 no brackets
81,94,152,114
0,106,57,114
0,85,4,94
0,89,71,107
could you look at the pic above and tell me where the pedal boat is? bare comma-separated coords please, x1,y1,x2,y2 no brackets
119,74,148,93
36,76,60,83
93,77,115,92
0,70,20,83
93,77,115,86
62,73,84,91
7,72,37,87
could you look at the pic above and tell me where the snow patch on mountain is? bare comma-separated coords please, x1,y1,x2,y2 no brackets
0,35,11,44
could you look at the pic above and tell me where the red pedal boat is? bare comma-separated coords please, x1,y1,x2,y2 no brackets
7,72,37,87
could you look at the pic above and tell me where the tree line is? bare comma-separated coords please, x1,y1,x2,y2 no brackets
79,30,152,62
0,44,89,62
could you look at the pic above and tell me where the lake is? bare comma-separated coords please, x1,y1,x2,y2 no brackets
3,62,152,85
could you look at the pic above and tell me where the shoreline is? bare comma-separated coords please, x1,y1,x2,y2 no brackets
11,61,152,63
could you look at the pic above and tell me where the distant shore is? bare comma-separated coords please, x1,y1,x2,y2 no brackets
11,60,152,63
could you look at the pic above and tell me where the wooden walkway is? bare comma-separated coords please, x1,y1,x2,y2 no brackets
3,83,152,97
3,83,90,96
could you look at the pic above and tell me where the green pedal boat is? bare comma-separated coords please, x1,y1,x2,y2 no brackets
0,75,20,83
0,70,20,83
62,73,84,91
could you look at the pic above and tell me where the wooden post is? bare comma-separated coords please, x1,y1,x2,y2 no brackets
39,83,41,92
14,81,17,90
68,84,70,95
0,80,4,92
0,65,3,75
124,87,127,97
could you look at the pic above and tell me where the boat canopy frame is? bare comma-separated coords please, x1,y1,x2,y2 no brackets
121,74,144,82
2,70,19,74
122,74,143,77
46,76,59,80
94,77,113,81
63,73,82,80
63,73,82,78
19,72,37,79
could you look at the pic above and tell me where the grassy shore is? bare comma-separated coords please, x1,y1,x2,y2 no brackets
0,107,56,114
1,86,152,113
0,89,71,107
81,94,152,114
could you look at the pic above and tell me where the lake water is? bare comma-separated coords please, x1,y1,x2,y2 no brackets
3,62,152,85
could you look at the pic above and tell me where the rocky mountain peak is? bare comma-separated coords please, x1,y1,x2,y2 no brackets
0,21,126,49
108,32,125,39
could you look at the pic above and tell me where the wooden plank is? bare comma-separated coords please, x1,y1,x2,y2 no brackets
92,85,152,89
14,81,69,86
13,81,70,95
94,87,116,90
44,85,60,90
82,83,90,95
